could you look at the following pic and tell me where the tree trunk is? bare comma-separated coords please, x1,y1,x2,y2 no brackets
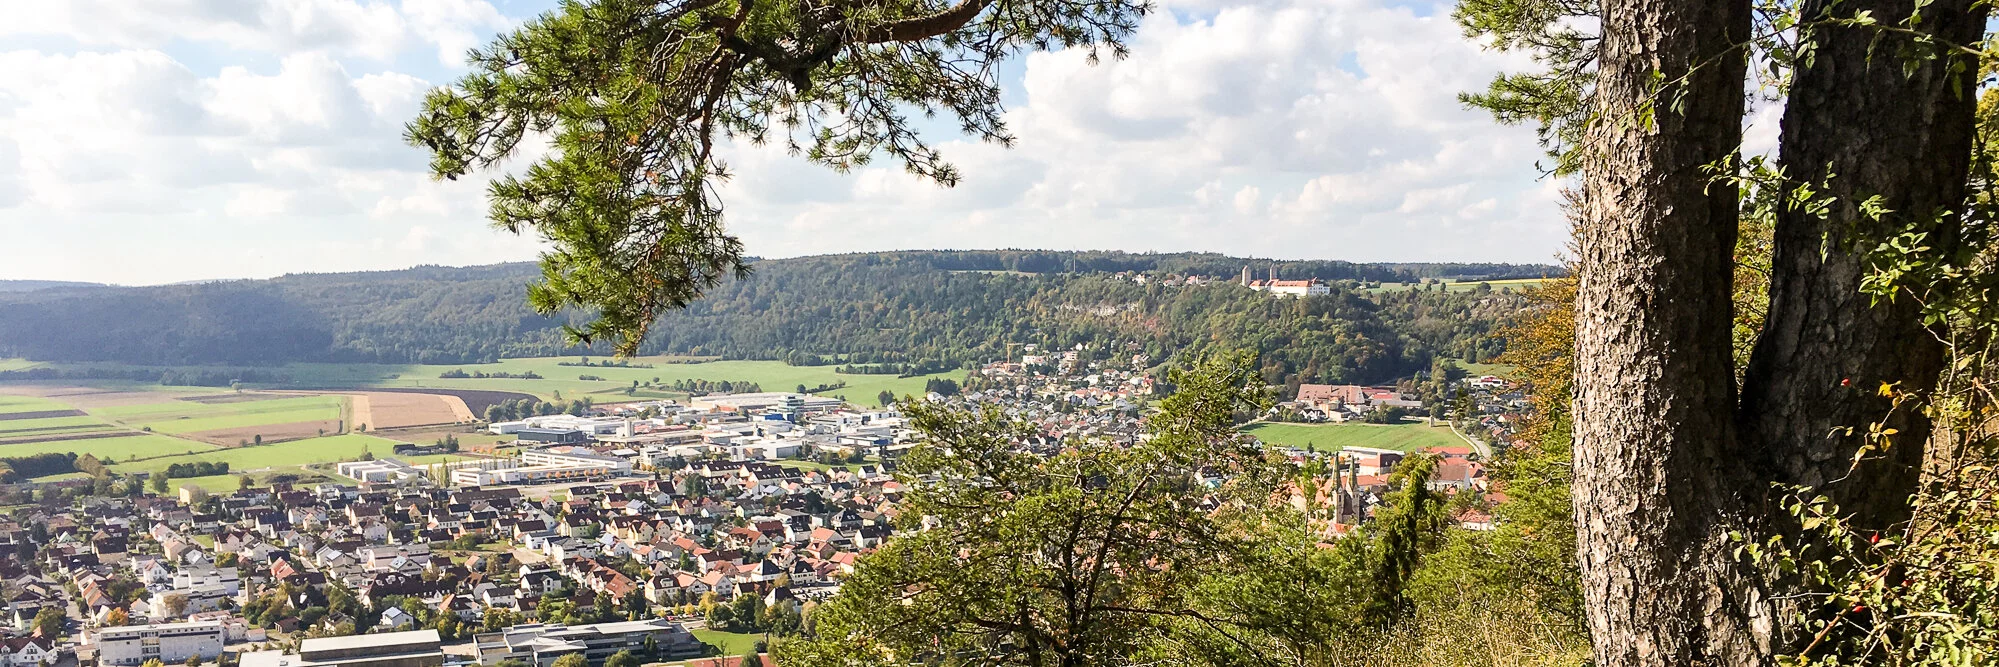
1577,0,1990,663
1740,0,1988,530
1574,0,1766,665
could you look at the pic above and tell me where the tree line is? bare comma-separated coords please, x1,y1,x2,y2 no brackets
0,252,1540,387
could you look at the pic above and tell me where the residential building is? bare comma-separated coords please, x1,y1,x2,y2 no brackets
92,621,226,666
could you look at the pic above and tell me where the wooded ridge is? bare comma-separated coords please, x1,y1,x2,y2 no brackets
0,250,1555,386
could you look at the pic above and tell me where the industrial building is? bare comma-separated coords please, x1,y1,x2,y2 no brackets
472,620,703,666
240,629,444,667
516,428,590,445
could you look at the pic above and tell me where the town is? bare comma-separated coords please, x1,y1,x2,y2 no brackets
0,352,1530,667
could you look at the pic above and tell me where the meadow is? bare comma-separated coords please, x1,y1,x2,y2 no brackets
1240,421,1467,452
691,629,764,656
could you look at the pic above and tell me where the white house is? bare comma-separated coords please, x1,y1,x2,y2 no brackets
0,636,55,667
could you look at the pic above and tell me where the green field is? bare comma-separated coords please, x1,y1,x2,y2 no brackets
1241,421,1466,452
692,629,764,656
2,434,214,460
167,470,353,492
3,357,962,407
0,395,68,412
107,433,402,474
139,403,343,434
92,394,338,420
0,415,112,434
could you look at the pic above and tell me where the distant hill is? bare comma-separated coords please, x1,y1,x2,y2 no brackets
0,280,106,293
0,250,1560,386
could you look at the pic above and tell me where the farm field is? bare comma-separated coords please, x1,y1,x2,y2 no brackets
1,433,212,460
0,424,118,442
1240,421,1466,452
0,415,107,433
336,391,473,430
2,356,961,408
107,433,402,475
80,394,348,445
0,394,69,412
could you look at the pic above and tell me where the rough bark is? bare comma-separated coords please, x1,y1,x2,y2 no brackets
1574,0,1766,664
1740,0,1988,530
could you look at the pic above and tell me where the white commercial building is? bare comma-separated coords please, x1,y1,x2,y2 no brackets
447,447,629,486
337,459,425,483
92,621,226,666
689,392,843,412
489,416,627,435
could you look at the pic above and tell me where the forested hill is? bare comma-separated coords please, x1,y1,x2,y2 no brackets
0,251,1558,385
0,280,105,293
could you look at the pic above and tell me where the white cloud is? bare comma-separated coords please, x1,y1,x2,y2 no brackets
400,0,515,66
717,0,1564,264
1,0,510,67
0,0,1566,285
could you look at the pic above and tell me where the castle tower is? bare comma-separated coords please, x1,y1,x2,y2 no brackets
1241,265,1251,286
1269,266,1278,282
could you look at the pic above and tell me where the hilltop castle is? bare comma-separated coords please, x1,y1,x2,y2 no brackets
1240,265,1329,297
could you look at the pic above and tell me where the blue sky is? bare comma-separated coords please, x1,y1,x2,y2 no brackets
0,0,1565,285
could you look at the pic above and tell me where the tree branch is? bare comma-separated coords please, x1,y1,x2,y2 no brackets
855,0,995,43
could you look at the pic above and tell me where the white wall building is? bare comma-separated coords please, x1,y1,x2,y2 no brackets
92,621,225,666
336,459,425,483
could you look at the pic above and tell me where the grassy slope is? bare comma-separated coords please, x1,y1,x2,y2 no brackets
1240,421,1465,452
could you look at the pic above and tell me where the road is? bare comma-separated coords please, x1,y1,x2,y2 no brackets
1445,420,1492,458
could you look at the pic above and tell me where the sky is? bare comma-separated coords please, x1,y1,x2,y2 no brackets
0,0,1568,286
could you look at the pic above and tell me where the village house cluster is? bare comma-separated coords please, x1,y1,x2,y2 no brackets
0,347,1538,667
0,392,927,667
